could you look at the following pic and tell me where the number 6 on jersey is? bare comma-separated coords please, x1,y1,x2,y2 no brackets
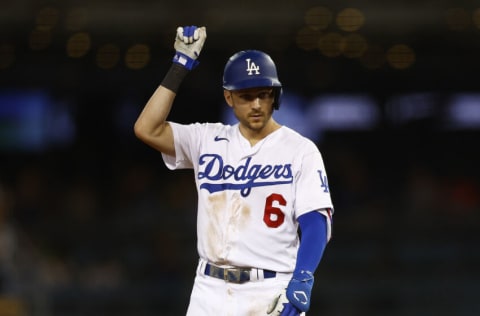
263,193,286,228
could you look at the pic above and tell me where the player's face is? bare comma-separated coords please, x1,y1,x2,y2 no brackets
224,87,275,132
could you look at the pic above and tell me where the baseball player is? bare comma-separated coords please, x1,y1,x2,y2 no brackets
134,25,334,315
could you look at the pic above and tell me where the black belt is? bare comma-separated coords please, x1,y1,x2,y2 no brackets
204,262,276,284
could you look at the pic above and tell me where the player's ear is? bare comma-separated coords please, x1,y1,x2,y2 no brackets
224,89,233,107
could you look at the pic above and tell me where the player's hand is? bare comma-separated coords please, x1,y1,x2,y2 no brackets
267,291,301,316
267,290,289,315
173,25,207,70
285,270,314,312
280,303,301,316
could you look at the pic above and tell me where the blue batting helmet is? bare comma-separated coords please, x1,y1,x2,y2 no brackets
223,50,283,109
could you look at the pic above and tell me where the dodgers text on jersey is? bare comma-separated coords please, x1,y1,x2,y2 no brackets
198,154,293,197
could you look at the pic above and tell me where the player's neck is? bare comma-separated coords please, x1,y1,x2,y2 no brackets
239,119,281,147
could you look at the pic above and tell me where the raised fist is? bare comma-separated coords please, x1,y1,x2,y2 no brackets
173,25,207,70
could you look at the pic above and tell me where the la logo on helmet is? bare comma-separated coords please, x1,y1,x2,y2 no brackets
246,58,260,75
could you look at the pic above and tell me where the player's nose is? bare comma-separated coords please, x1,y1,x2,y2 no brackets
251,97,261,108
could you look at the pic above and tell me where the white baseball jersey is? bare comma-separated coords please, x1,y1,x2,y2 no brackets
162,122,333,273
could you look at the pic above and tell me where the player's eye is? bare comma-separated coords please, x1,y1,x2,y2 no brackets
238,94,255,101
258,90,274,99
238,90,273,101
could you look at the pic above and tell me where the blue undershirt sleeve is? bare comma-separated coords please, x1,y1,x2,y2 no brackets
294,210,328,273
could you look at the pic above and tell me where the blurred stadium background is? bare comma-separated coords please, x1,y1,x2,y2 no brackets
1,0,480,315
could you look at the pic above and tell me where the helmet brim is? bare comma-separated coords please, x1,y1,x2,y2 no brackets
223,78,282,91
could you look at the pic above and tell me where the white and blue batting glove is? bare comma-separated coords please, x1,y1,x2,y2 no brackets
267,271,314,316
267,290,291,316
173,25,206,70
280,303,301,316
267,291,301,316
285,270,314,313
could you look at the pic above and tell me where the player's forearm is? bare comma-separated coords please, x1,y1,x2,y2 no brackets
295,210,328,273
134,63,189,140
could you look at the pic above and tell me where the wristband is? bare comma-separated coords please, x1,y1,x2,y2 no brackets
173,51,199,70
161,63,190,93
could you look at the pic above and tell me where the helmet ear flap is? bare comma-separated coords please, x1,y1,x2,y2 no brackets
273,87,282,110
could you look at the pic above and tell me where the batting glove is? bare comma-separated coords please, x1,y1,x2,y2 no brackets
267,290,290,316
267,291,301,316
285,270,314,313
173,25,206,70
280,303,301,316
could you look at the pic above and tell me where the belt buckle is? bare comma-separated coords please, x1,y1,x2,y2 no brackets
224,268,248,284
